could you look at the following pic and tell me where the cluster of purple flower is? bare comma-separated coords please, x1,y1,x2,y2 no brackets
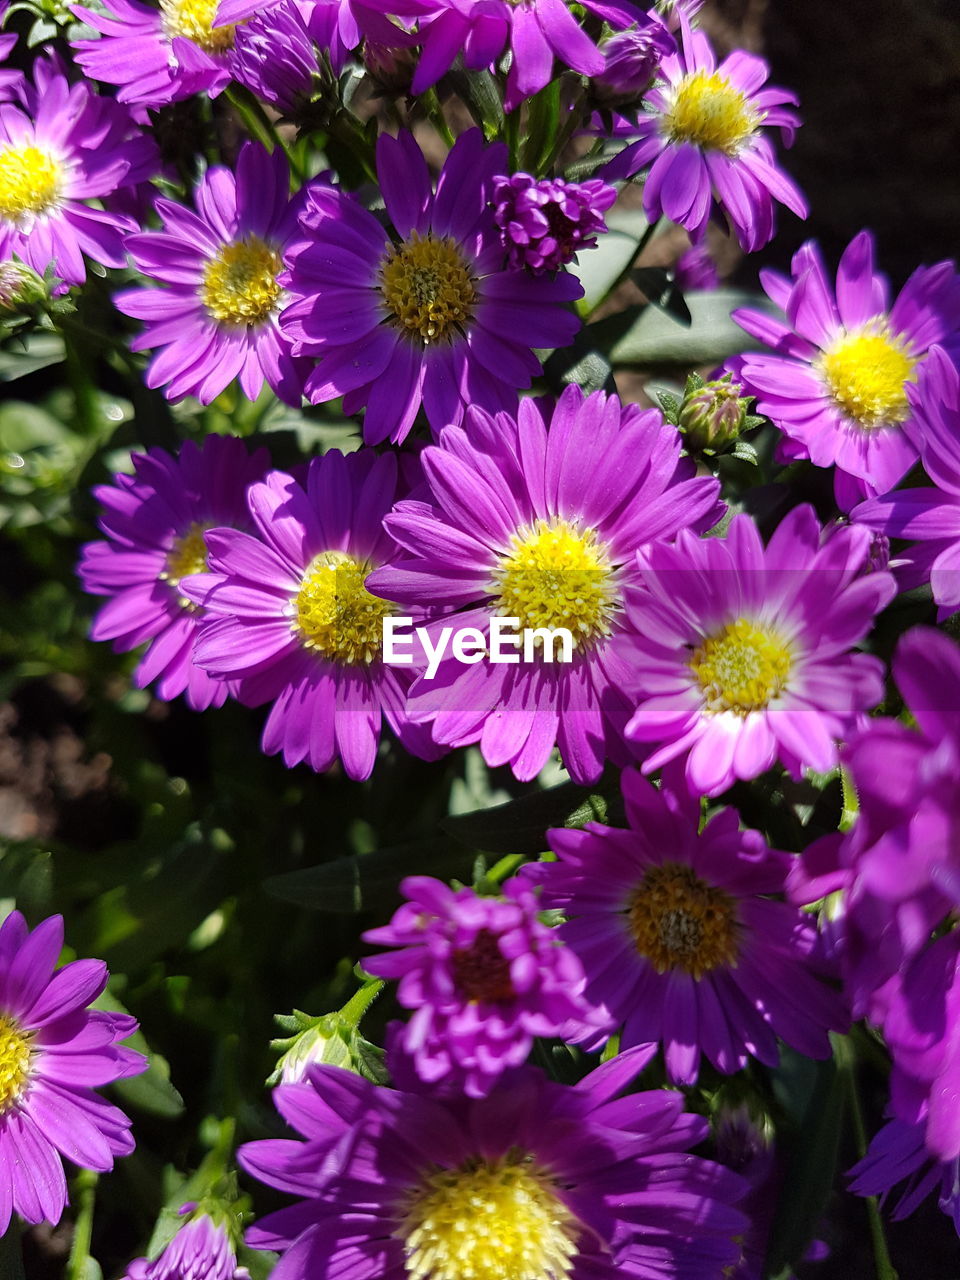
3,0,960,1272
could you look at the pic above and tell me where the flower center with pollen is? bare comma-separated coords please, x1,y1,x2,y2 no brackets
294,552,392,665
399,1155,580,1280
492,519,618,652
0,1014,32,1111
380,232,477,344
690,617,792,716
201,236,282,327
159,522,209,610
160,0,235,51
628,863,738,979
450,929,515,1003
665,70,761,154
0,145,61,223
818,323,918,429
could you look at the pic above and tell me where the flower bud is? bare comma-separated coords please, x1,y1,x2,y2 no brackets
0,260,47,312
677,374,756,453
593,19,675,105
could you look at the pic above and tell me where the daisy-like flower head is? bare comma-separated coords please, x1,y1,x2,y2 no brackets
362,875,609,1098
366,383,723,784
492,172,617,275
123,1208,249,1279
602,15,806,252
733,233,960,497
78,434,270,711
182,449,437,781
0,58,157,285
624,505,896,797
849,1116,960,1239
853,346,960,613
529,769,848,1085
70,0,236,105
238,1050,748,1279
115,142,310,406
0,910,145,1235
281,128,583,445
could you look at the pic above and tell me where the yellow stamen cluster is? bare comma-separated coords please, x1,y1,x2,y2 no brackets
690,617,792,716
0,145,61,224
628,863,739,979
160,0,235,52
399,1155,580,1280
665,69,761,154
160,522,210,610
380,232,477,344
201,236,283,328
294,552,392,665
0,1014,32,1111
492,519,618,652
818,323,918,429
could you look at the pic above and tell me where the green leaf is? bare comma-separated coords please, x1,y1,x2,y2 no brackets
446,69,504,140
94,990,185,1119
440,777,623,856
607,290,778,367
573,209,650,315
764,1049,845,1276
0,331,65,382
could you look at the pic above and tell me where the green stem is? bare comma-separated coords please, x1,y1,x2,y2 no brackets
66,1171,99,1280
422,88,456,150
0,1217,26,1280
540,87,586,175
840,765,859,832
836,1037,899,1280
340,979,384,1028
586,215,663,322
225,86,302,179
62,327,98,436
484,853,527,886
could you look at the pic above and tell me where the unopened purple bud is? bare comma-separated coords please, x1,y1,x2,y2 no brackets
230,0,318,113
594,18,675,103
675,241,719,292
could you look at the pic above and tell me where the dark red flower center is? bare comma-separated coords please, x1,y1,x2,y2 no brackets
451,929,515,1003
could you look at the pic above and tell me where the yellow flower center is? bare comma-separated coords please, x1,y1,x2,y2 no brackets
491,519,618,653
380,232,477,344
399,1155,581,1280
628,863,738,979
818,323,918,429
0,1014,32,1111
690,617,792,716
160,0,235,51
0,145,61,223
665,70,761,154
201,236,282,328
294,552,393,665
159,522,209,610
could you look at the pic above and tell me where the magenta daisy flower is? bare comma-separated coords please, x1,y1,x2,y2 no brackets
530,769,848,1084
78,434,270,712
182,450,436,781
492,172,617,274
0,60,157,286
281,128,583,445
854,346,960,613
115,143,309,407
362,875,609,1097
239,1050,747,1279
849,1117,960,1237
733,232,960,495
623,505,896,797
602,15,805,252
0,910,145,1235
367,384,723,784
123,1208,247,1279
70,0,235,105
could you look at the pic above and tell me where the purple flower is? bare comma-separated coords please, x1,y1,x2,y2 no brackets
123,1210,248,1280
71,0,235,105
217,0,370,74
0,910,145,1235
492,172,617,274
853,347,960,614
115,143,309,406
229,0,319,113
238,1050,748,1279
281,128,583,444
624,505,896,797
362,875,609,1097
182,450,436,781
0,8,21,102
593,17,676,104
367,384,723,784
674,239,719,291
603,15,805,252
0,59,157,285
734,232,960,496
78,434,270,711
849,1117,960,1238
530,769,848,1084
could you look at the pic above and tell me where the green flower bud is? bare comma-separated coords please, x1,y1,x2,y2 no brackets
0,260,47,313
677,374,756,454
